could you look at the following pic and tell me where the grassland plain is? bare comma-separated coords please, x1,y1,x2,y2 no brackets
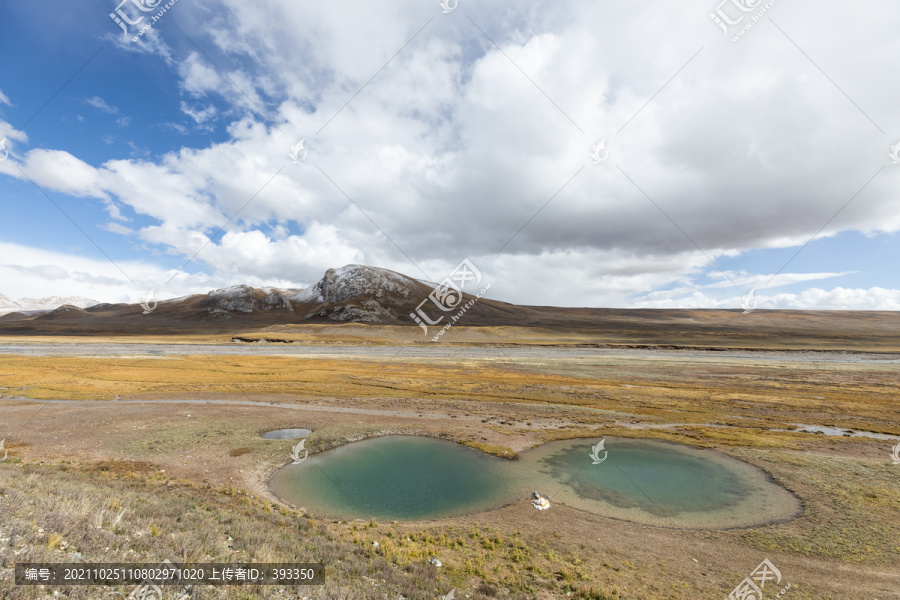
1,337,899,599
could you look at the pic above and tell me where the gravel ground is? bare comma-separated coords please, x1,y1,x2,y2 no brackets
1,342,898,364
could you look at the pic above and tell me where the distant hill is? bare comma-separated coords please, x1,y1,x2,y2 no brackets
0,265,897,352
0,293,99,315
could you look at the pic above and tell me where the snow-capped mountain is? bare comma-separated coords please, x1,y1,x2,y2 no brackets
0,293,99,315
0,264,500,329
0,266,436,322
196,265,432,322
1,266,895,353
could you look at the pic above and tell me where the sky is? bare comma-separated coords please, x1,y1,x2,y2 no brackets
0,0,898,310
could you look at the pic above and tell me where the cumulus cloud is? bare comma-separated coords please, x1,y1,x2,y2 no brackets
2,0,899,309
179,101,217,126
0,242,242,303
0,126,25,143
20,150,108,199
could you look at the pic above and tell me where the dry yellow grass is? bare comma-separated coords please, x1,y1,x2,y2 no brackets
2,341,899,599
2,353,896,440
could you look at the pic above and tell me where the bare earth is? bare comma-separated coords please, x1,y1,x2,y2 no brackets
1,333,899,599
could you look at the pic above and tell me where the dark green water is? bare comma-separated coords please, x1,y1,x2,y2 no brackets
269,436,800,527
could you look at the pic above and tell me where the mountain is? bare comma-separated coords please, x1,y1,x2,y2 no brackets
0,293,99,316
0,293,18,312
182,265,441,323
0,265,467,328
0,264,897,352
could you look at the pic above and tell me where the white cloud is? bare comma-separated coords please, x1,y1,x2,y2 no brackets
85,96,118,114
163,122,189,134
3,0,900,310
1,264,70,281
769,287,900,311
0,241,248,303
178,53,227,98
20,150,107,199
179,101,217,126
105,25,174,63
0,120,28,145
704,271,857,290
634,287,900,311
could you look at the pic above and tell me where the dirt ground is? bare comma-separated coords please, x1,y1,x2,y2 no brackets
1,339,899,599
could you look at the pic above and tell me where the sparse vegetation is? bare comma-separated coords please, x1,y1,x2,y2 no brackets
1,334,897,598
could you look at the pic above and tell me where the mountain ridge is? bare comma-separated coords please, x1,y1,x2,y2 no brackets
1,264,898,353
0,265,461,326
0,293,100,315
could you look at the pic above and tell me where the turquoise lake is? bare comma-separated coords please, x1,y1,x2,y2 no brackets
269,436,800,528
270,436,516,520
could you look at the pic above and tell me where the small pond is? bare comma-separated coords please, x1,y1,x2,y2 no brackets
269,436,515,520
269,436,800,528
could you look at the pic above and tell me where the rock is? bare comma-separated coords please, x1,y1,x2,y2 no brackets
314,265,414,304
320,299,397,323
262,291,294,312
204,285,257,313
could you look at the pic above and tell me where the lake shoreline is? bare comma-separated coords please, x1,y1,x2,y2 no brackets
268,434,803,530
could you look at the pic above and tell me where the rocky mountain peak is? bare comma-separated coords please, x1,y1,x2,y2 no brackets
201,284,294,317
313,265,417,304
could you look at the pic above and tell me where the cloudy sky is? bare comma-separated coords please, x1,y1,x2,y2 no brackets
0,0,898,309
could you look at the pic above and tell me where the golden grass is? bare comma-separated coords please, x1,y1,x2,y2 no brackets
2,354,897,437
736,449,900,563
2,345,899,598
458,440,519,458
0,461,702,599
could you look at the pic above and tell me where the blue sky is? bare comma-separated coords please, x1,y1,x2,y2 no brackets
1,0,898,309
